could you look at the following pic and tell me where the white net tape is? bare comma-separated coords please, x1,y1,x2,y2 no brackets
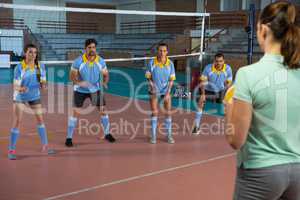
0,3,210,17
5,52,203,65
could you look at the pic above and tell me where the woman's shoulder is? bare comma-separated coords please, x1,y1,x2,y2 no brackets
239,61,261,71
236,60,270,78
14,63,22,71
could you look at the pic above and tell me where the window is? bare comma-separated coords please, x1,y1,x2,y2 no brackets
290,0,300,5
222,0,243,11
245,0,261,9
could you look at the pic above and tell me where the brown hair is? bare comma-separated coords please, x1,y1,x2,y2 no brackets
23,43,39,66
259,1,300,69
23,44,42,83
85,38,97,48
214,52,224,59
157,42,168,50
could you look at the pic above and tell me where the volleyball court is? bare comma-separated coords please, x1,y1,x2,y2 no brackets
0,3,236,200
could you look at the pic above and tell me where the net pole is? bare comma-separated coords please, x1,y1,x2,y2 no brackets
199,16,206,62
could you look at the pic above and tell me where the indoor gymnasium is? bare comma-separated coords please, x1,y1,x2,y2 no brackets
0,0,300,199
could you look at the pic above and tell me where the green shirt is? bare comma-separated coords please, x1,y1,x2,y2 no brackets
234,54,300,169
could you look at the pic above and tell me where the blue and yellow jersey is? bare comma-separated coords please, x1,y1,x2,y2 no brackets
71,53,107,93
200,63,232,92
145,57,176,95
13,60,46,102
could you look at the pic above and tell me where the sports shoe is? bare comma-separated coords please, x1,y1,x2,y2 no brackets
42,145,55,155
105,134,116,143
65,138,73,147
150,137,156,144
167,136,175,144
8,150,16,160
192,126,201,135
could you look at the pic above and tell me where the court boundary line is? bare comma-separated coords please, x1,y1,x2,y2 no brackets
44,152,235,200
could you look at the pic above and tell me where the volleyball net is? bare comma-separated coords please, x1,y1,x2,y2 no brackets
0,2,209,68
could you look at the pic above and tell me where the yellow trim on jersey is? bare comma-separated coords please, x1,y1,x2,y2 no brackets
226,79,232,85
199,75,208,81
211,64,226,75
145,71,152,79
153,56,171,68
170,74,176,81
21,60,40,72
82,53,100,67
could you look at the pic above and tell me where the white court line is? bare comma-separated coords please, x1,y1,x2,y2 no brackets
44,152,236,200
